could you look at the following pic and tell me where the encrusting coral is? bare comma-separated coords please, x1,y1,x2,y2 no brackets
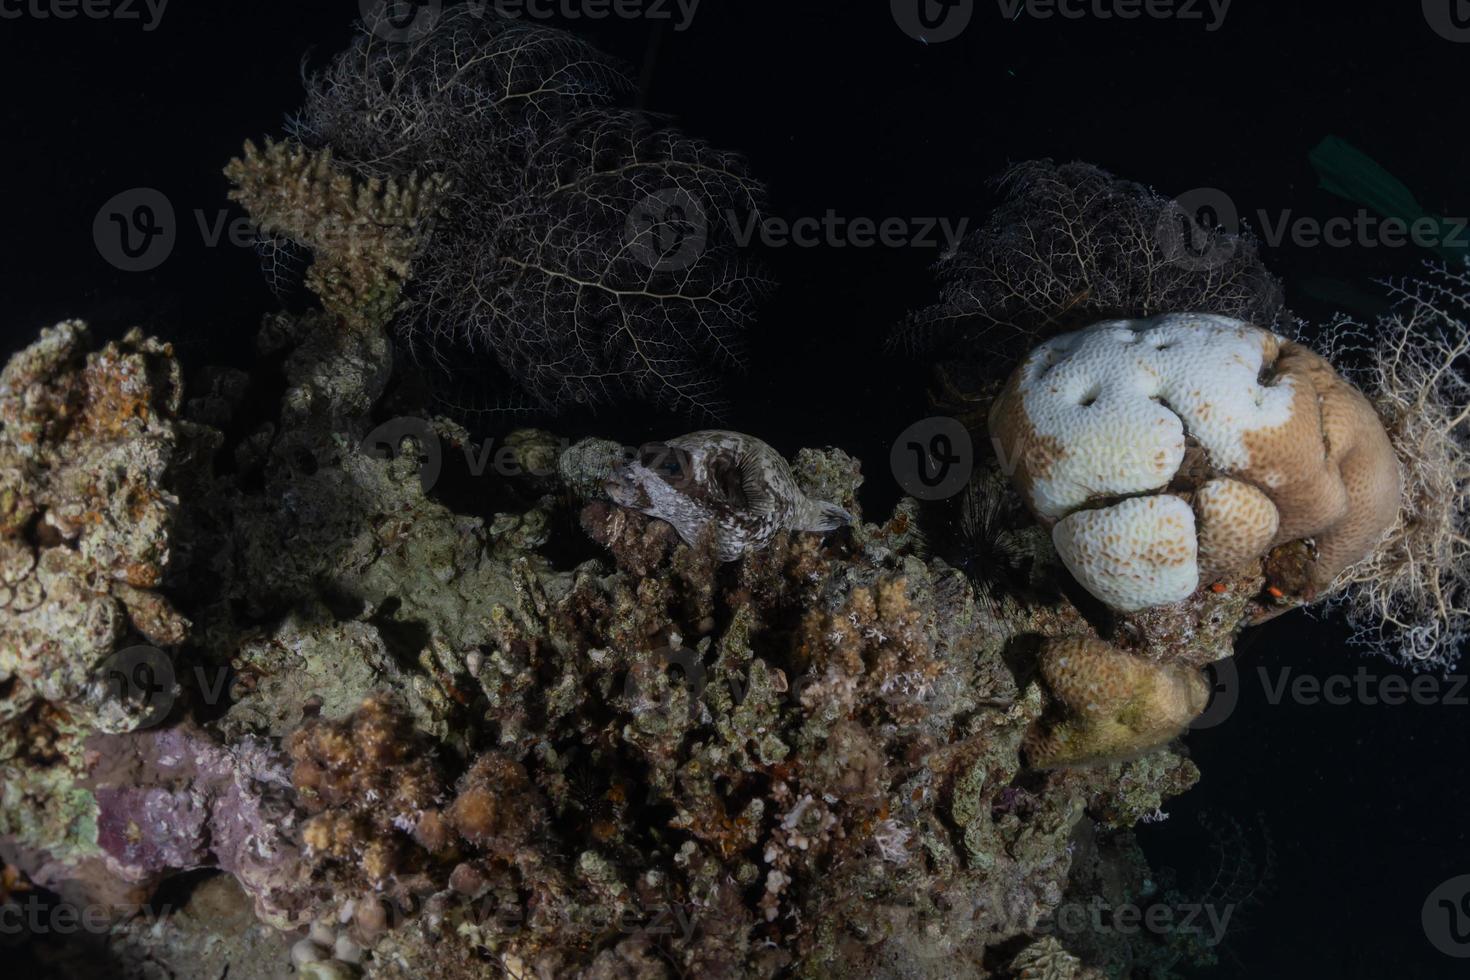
1023,636,1211,769
0,320,190,730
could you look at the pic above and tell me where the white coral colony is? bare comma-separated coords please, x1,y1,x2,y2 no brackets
990,314,1401,612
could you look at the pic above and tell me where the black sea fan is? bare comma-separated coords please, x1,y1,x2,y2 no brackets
289,3,770,417
892,159,1288,370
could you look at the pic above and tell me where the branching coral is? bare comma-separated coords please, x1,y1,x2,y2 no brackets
286,2,770,416
1319,263,1470,668
225,139,449,332
892,159,1288,369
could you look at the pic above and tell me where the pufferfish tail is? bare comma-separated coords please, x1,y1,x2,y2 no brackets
806,500,854,532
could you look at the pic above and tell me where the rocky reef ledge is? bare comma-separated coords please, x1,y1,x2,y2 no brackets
0,303,1244,978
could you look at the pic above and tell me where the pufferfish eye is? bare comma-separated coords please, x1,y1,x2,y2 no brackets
640,444,689,483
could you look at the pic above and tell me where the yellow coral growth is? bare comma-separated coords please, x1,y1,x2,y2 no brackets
224,138,449,331
1024,636,1209,769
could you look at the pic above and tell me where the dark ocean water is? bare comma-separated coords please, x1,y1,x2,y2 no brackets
2,2,1467,977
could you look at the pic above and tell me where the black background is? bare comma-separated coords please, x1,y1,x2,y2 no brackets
2,2,1468,977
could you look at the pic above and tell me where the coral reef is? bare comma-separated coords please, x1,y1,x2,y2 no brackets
0,321,190,729
0,58,1326,976
0,302,1219,976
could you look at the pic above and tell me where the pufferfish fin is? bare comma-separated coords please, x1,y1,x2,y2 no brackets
712,447,776,517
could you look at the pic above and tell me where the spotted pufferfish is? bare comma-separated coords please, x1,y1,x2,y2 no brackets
605,430,853,561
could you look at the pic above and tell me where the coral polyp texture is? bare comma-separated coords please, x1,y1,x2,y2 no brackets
1024,635,1211,769
989,313,1402,613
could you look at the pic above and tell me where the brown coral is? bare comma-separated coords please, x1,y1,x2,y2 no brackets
0,322,189,728
1247,338,1402,597
225,138,448,331
288,693,448,887
1024,636,1210,769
